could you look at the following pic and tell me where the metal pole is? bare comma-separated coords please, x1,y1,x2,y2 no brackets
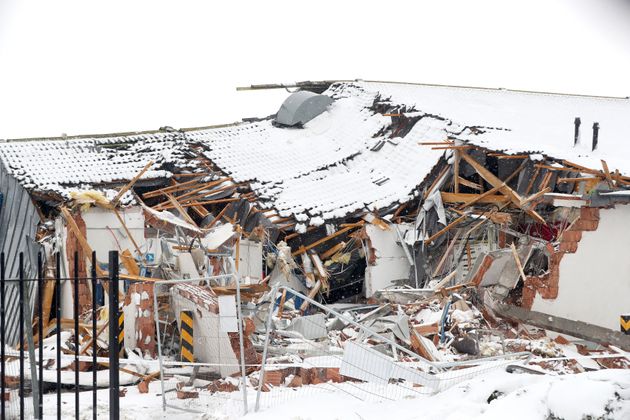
19,253,24,420
37,253,44,419
0,253,5,420
56,252,62,420
108,251,120,420
91,251,97,420
23,256,39,419
234,272,248,415
74,253,80,419
152,280,167,412
254,284,279,412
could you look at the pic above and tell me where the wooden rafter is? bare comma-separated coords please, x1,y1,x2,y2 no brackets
111,160,154,206
459,151,546,224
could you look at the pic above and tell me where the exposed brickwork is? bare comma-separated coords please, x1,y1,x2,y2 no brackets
128,282,156,357
228,320,259,373
521,207,600,309
258,366,349,389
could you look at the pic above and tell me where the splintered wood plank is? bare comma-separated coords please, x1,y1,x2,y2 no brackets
291,222,364,257
432,230,461,277
142,178,202,199
453,151,460,193
442,192,508,205
601,160,615,189
424,214,468,245
424,165,450,199
457,176,482,191
111,160,154,206
164,193,198,227
520,187,551,207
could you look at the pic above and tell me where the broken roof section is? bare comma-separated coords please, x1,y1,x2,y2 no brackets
2,81,630,224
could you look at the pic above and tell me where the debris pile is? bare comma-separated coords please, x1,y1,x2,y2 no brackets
1,81,629,408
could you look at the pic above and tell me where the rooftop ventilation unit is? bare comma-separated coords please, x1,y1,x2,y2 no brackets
274,91,333,127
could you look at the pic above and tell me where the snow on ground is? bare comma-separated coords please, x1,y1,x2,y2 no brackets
31,369,630,419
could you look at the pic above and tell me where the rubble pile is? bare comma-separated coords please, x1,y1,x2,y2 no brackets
2,81,630,407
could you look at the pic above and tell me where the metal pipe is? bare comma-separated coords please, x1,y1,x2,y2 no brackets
152,276,167,412
255,284,279,412
234,265,248,415
23,255,39,419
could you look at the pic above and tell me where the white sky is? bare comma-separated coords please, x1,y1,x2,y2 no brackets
1,0,630,139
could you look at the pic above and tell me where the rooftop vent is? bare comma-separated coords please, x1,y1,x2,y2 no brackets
275,91,333,127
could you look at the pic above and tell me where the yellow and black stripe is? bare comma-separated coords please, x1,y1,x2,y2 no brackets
621,315,630,335
118,312,125,355
180,310,194,362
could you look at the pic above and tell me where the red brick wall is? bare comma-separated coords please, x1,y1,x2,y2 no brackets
521,207,600,308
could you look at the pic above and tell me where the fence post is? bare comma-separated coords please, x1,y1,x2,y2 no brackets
108,251,120,420
152,278,167,412
56,252,62,420
255,284,279,412
37,252,44,419
74,252,80,419
19,252,24,419
1,252,5,420
22,253,39,419
234,272,248,415
91,251,97,420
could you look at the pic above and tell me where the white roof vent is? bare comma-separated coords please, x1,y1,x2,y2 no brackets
275,91,333,126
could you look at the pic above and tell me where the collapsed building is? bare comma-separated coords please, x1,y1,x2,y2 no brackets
0,80,629,394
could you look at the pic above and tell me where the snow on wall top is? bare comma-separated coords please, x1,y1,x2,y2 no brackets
2,80,629,223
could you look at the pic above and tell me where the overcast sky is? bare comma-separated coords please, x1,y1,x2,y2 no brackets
1,0,630,139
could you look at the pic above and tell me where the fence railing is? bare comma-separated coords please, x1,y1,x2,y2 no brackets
0,251,121,420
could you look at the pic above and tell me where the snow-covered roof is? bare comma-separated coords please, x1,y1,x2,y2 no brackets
0,131,195,199
360,81,630,172
2,80,630,223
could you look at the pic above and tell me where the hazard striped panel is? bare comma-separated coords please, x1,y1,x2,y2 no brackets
180,310,194,362
621,315,630,335
118,312,125,355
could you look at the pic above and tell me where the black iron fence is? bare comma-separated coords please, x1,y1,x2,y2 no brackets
0,251,121,420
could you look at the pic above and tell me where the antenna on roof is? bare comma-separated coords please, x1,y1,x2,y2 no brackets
592,122,599,151
574,117,581,146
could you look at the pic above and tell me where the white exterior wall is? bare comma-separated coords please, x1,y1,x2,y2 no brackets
532,205,630,330
82,206,146,260
364,224,412,298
